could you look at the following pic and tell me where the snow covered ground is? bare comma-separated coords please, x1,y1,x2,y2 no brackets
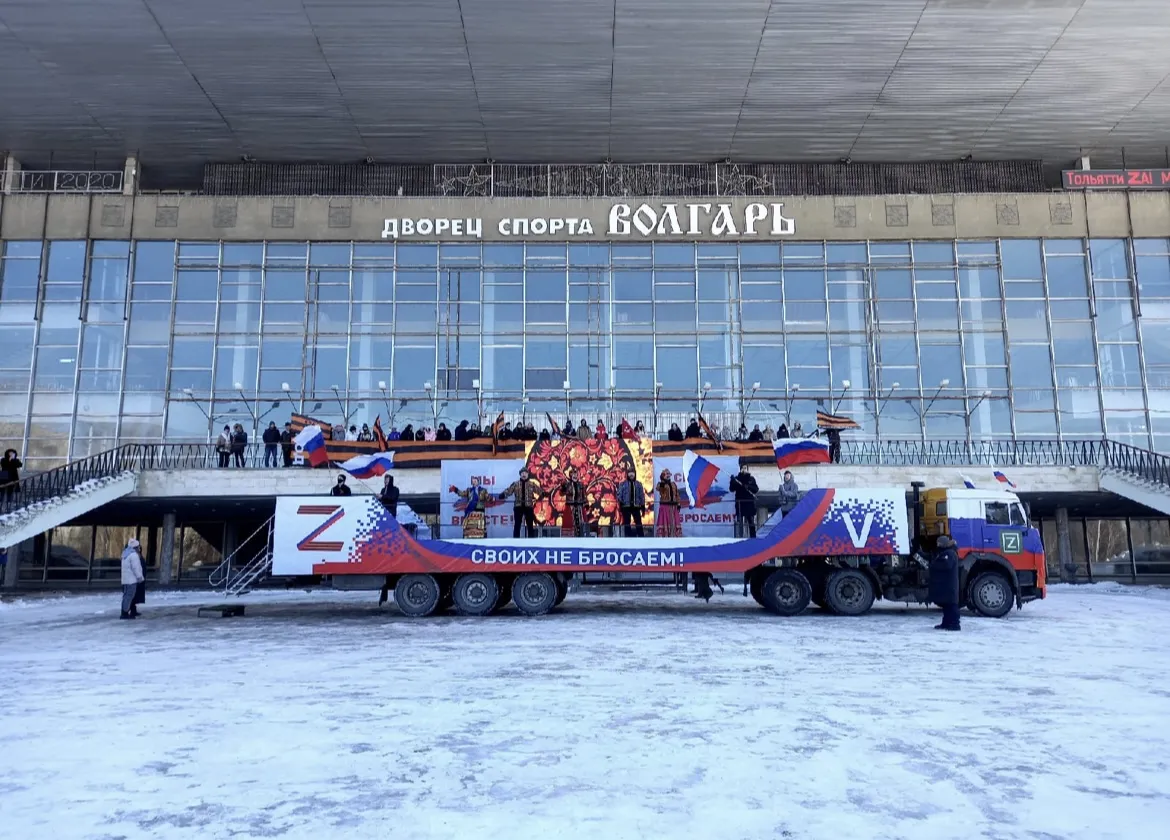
2,584,1169,840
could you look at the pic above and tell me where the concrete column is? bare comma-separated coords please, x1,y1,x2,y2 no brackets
122,155,139,196
159,512,177,585
1,154,20,194
3,538,34,588
1056,507,1076,583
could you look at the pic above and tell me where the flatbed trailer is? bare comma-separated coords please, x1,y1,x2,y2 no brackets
272,485,1046,618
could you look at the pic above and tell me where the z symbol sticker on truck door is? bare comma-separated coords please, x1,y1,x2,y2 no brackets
1000,531,1022,555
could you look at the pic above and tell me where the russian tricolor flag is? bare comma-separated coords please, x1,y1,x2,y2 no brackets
993,470,1017,489
683,449,721,509
294,425,329,467
339,451,395,479
773,438,830,469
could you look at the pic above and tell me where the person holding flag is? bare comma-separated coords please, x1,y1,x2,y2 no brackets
654,468,682,537
449,478,492,539
728,466,759,538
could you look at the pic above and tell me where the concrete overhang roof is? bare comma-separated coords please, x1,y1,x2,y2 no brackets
1,0,1168,178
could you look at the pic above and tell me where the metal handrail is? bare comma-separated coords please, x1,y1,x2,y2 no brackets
209,515,275,588
1,444,139,517
1101,440,1170,492
110,438,1113,471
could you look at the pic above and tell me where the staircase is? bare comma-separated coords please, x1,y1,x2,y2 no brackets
0,447,139,549
209,516,274,596
1098,440,1170,515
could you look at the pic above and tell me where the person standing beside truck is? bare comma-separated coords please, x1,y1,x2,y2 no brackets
929,535,961,631
728,467,759,538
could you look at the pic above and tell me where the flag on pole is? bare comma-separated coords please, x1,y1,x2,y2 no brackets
293,425,328,467
545,412,562,438
372,415,388,449
993,470,1017,489
618,417,638,440
339,451,395,479
695,412,723,451
682,449,722,509
816,410,861,430
773,438,830,469
490,411,506,454
961,474,976,489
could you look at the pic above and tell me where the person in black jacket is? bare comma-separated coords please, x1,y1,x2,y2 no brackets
262,421,281,467
331,475,353,497
400,424,414,441
1,448,22,500
826,427,842,463
378,475,399,516
728,467,759,538
747,424,764,442
436,423,452,441
685,419,701,439
231,424,248,468
280,423,295,467
776,423,789,439
667,423,684,442
454,420,469,441
929,535,961,631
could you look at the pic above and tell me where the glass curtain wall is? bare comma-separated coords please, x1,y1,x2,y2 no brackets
2,237,1169,468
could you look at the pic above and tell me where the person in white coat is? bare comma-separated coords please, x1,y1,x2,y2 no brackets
121,538,145,620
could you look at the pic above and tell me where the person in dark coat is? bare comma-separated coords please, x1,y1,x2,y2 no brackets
262,421,281,467
747,424,764,442
667,423,684,442
280,423,295,467
685,419,701,439
826,427,842,463
1,448,22,499
400,424,414,441
538,428,551,442
929,535,962,631
615,469,647,538
231,424,248,468
436,423,452,441
378,475,399,516
331,475,353,496
414,428,426,441
728,468,759,538
454,420,469,441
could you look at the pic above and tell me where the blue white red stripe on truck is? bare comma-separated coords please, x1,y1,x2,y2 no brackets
304,488,909,577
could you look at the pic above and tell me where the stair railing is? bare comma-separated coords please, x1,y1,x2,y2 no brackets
0,444,140,517
209,515,275,592
1100,439,1170,491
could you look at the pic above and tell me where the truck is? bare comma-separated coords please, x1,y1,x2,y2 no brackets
271,484,1046,618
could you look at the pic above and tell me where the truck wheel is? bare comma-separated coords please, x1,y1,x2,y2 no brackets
452,573,500,617
553,576,568,606
824,569,875,616
760,568,812,617
394,574,441,617
512,573,558,616
968,571,1013,618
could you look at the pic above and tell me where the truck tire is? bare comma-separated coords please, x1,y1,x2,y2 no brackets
967,571,1013,618
553,576,568,606
394,574,441,617
512,573,558,616
760,568,812,617
452,573,500,617
824,569,876,616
